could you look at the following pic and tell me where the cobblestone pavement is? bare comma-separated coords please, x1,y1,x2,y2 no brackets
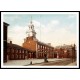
4,58,68,66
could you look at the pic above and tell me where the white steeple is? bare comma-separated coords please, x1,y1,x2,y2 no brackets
27,16,36,38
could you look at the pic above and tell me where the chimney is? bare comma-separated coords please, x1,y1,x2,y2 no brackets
10,41,12,44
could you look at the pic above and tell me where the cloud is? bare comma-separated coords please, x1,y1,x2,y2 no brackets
40,28,76,47
50,20,60,25
37,20,76,46
8,25,28,46
4,15,21,23
46,20,60,33
8,19,77,47
68,15,76,19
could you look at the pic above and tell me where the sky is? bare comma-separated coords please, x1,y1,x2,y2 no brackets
3,12,78,47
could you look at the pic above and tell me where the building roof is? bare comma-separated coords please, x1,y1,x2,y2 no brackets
3,22,9,26
37,40,54,48
7,43,35,52
55,44,75,50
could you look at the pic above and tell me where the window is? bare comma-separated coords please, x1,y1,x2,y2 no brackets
19,50,21,53
26,51,27,53
16,49,18,53
11,48,14,53
7,48,10,53
22,50,24,53
38,45,40,49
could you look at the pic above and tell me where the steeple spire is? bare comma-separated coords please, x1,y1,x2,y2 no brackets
26,16,36,39
30,16,32,24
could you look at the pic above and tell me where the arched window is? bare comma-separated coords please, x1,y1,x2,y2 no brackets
19,50,21,53
11,54,14,59
31,26,32,29
22,50,24,53
11,48,14,53
26,50,27,53
16,49,18,53
7,48,10,53
38,45,40,49
43,46,44,49
15,54,18,59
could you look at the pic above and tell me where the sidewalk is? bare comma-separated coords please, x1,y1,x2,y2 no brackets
67,61,77,66
3,58,65,66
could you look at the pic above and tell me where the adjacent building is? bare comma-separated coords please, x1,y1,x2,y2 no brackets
3,22,9,62
4,22,35,62
54,44,76,60
7,41,35,60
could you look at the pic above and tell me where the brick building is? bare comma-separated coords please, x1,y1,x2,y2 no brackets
22,20,76,60
22,20,54,59
4,22,35,62
54,44,76,59
3,22,9,62
4,20,76,62
7,41,35,60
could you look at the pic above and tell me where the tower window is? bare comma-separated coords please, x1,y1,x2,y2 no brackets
31,26,32,29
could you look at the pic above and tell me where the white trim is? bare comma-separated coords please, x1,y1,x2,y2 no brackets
1,12,79,68
2,12,78,15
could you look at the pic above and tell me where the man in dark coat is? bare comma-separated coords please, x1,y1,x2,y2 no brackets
44,53,48,62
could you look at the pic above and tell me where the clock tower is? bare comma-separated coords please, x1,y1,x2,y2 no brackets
22,18,37,51
27,20,36,39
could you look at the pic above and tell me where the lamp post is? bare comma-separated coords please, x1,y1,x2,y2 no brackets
72,44,76,62
71,45,75,62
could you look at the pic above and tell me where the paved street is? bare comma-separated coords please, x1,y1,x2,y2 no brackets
67,61,77,66
4,58,67,66
29,59,76,66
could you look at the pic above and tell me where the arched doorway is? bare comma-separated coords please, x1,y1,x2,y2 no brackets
54,53,57,58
